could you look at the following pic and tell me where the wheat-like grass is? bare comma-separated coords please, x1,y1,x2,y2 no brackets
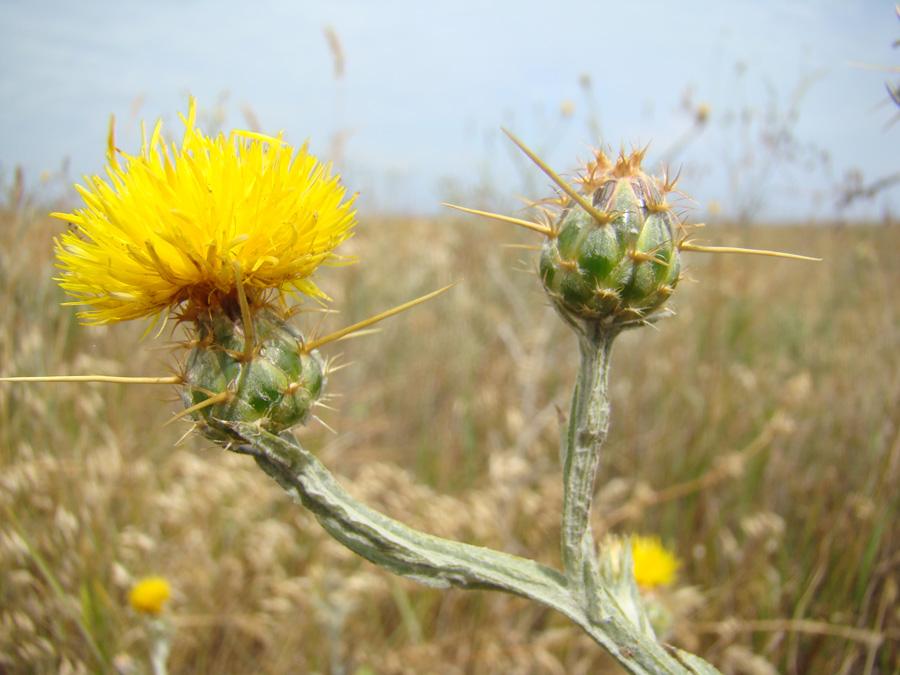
1,184,898,672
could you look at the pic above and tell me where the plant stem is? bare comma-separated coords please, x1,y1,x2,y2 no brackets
560,323,618,599
228,422,721,675
148,618,170,675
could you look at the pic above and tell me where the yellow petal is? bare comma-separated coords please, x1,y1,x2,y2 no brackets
52,99,356,326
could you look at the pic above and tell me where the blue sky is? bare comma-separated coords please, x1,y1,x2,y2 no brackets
1,0,897,222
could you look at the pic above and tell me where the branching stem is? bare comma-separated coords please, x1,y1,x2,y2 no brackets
228,413,721,675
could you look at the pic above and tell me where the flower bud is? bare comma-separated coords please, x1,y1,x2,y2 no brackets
181,308,324,441
539,148,682,325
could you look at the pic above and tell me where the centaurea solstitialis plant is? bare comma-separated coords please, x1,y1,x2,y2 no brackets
3,101,818,675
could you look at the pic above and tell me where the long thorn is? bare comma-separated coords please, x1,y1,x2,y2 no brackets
0,375,183,384
441,203,553,237
333,328,382,341
232,260,256,359
679,243,822,262
325,361,353,375
312,414,338,435
502,128,611,225
164,391,230,427
303,281,462,353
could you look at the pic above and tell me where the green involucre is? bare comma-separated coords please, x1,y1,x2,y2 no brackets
181,308,325,440
540,173,682,325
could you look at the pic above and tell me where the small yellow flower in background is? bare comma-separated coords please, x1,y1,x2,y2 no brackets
631,535,680,589
129,577,171,615
51,97,356,327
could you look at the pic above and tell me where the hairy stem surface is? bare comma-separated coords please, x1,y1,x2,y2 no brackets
561,323,618,598
228,422,721,675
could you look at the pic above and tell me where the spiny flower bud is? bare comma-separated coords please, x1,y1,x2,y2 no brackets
539,147,682,325
181,306,325,442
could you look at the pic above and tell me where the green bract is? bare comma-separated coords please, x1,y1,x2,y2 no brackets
181,308,325,441
539,149,682,325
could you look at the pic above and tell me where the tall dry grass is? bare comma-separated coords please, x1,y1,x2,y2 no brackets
1,183,898,673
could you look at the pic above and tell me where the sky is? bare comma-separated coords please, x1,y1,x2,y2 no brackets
1,0,898,223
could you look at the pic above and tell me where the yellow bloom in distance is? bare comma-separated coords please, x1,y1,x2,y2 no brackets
631,535,680,589
128,576,171,615
52,97,356,326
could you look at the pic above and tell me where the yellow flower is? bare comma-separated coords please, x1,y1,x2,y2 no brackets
631,536,680,589
128,576,171,615
52,97,356,327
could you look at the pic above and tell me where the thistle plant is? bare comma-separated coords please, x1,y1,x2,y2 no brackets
2,101,819,674
128,577,172,675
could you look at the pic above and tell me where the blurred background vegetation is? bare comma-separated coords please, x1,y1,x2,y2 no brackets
2,12,900,674
2,173,899,674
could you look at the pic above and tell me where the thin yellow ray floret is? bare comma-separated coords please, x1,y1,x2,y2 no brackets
52,97,357,326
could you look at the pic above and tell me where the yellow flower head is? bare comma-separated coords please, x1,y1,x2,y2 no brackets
128,576,171,615
52,97,356,327
631,535,680,589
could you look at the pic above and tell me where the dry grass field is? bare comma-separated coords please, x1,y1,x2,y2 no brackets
1,189,898,673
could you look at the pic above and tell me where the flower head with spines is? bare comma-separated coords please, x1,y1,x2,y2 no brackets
539,143,686,326
443,129,820,332
49,98,363,437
